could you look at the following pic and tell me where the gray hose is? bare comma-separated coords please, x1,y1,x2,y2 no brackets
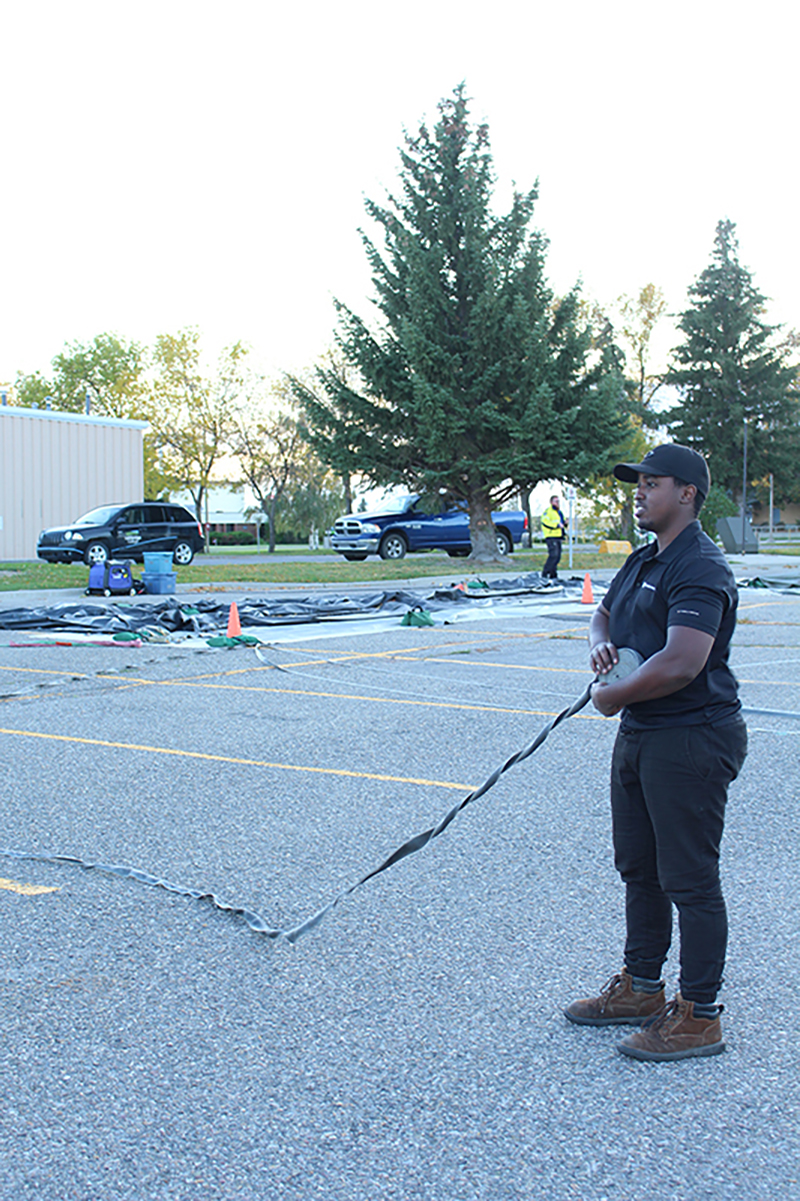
3,655,646,944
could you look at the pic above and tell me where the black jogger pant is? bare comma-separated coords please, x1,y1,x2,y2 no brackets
610,717,748,1004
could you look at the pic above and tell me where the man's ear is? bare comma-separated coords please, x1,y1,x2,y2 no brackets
679,483,697,506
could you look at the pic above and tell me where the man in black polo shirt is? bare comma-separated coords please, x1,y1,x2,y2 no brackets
564,444,748,1061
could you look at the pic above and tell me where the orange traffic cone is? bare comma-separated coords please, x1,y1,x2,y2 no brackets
581,573,594,605
227,601,242,638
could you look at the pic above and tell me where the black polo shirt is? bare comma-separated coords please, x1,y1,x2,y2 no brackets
602,521,741,730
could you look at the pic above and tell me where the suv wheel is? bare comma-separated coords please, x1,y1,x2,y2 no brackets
84,541,110,566
173,540,195,566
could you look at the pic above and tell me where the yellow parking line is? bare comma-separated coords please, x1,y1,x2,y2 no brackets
101,668,798,698
0,876,59,896
164,630,584,680
185,642,455,678
0,666,91,678
96,675,605,720
395,656,588,675
737,678,799,687
0,726,473,792
739,600,800,613
739,619,800,625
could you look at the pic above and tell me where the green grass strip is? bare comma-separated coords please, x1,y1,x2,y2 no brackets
0,551,630,592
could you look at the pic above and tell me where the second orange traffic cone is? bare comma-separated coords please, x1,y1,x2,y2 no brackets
581,573,594,605
227,601,242,637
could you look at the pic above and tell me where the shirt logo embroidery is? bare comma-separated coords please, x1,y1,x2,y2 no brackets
641,581,656,591
676,608,700,616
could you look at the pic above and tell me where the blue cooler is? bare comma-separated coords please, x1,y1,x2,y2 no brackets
142,550,176,594
143,552,174,574
142,571,176,594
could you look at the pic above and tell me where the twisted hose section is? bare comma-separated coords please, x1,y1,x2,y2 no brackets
279,680,594,942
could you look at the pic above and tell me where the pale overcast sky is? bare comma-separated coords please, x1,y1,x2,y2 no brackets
1,0,796,389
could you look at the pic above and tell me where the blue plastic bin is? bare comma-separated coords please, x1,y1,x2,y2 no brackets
143,551,175,574
142,571,176,595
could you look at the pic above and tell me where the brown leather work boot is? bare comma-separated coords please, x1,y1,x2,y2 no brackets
617,994,725,1061
564,968,666,1026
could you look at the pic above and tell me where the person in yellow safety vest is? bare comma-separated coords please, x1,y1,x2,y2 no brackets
541,494,567,581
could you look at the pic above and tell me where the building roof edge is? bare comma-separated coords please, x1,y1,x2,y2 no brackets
0,404,149,431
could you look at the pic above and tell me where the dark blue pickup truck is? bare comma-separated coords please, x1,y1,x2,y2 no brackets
330,494,528,561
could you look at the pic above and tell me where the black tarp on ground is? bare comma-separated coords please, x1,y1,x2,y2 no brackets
0,592,431,633
737,576,800,591
0,576,575,634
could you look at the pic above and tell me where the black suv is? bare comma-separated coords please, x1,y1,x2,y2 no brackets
37,502,205,566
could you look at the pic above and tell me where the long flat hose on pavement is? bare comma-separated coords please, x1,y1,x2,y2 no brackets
2,655,642,943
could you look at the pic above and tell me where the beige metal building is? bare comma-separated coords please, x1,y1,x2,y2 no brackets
0,404,148,561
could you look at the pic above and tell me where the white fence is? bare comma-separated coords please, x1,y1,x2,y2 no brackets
754,526,800,544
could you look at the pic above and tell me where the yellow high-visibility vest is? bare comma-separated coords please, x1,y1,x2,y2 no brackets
541,505,566,539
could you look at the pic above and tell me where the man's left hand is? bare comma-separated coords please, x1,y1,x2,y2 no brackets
591,680,624,717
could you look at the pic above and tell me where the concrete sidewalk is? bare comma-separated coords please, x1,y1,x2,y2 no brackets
724,549,800,575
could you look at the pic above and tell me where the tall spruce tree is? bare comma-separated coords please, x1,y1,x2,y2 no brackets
293,86,625,559
668,219,800,504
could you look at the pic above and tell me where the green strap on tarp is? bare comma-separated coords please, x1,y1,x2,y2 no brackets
206,634,261,648
400,606,435,627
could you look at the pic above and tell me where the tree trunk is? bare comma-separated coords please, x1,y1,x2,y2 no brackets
520,488,532,548
619,497,634,543
268,497,277,553
192,488,210,551
467,487,504,563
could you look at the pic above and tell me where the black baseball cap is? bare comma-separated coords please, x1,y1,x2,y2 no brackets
613,444,710,497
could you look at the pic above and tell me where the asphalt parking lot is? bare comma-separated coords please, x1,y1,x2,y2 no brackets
1,574,799,1200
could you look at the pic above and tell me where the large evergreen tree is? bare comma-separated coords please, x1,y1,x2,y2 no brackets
294,86,625,559
668,219,800,504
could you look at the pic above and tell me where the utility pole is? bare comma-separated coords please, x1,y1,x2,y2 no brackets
567,486,576,570
741,417,748,557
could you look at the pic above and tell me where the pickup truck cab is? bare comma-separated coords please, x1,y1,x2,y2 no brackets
330,494,528,561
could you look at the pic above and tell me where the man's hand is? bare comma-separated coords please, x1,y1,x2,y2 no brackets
590,639,619,677
591,679,624,717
